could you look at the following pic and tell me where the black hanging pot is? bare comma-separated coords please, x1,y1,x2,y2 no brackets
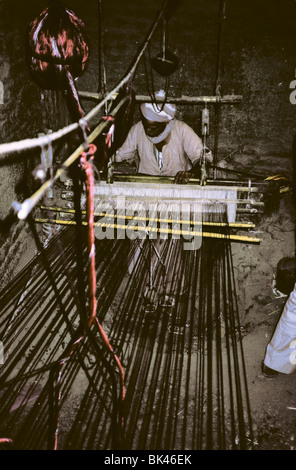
150,48,179,76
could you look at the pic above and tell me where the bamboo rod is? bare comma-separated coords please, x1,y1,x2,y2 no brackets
79,91,243,104
40,205,256,229
34,218,261,243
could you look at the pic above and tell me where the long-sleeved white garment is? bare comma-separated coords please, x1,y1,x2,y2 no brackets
264,282,296,374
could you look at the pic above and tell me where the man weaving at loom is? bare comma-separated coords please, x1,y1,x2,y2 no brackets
115,90,213,182
112,91,214,308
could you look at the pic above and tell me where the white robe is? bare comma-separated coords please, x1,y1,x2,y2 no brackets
115,119,208,176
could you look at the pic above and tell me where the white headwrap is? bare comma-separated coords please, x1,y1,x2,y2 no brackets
140,90,176,144
140,90,177,123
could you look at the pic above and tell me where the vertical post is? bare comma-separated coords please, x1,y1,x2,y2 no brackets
0,81,4,104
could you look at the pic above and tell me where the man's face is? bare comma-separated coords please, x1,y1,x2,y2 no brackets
141,116,167,138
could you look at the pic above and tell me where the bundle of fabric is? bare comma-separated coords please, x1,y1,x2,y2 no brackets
26,0,89,121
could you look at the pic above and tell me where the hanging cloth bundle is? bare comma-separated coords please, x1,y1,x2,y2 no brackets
26,0,89,122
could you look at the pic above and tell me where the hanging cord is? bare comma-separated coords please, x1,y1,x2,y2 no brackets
143,14,171,113
97,0,110,117
80,142,126,447
79,143,99,330
215,0,226,95
97,0,106,97
213,0,226,173
143,45,170,113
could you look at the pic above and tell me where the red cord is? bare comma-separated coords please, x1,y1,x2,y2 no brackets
80,142,125,443
52,143,125,449
80,144,97,326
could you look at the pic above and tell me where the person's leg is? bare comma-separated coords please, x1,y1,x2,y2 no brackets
263,283,296,374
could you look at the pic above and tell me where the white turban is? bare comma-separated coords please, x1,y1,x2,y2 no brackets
140,90,176,122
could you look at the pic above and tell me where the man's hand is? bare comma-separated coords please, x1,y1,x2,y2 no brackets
174,170,192,184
